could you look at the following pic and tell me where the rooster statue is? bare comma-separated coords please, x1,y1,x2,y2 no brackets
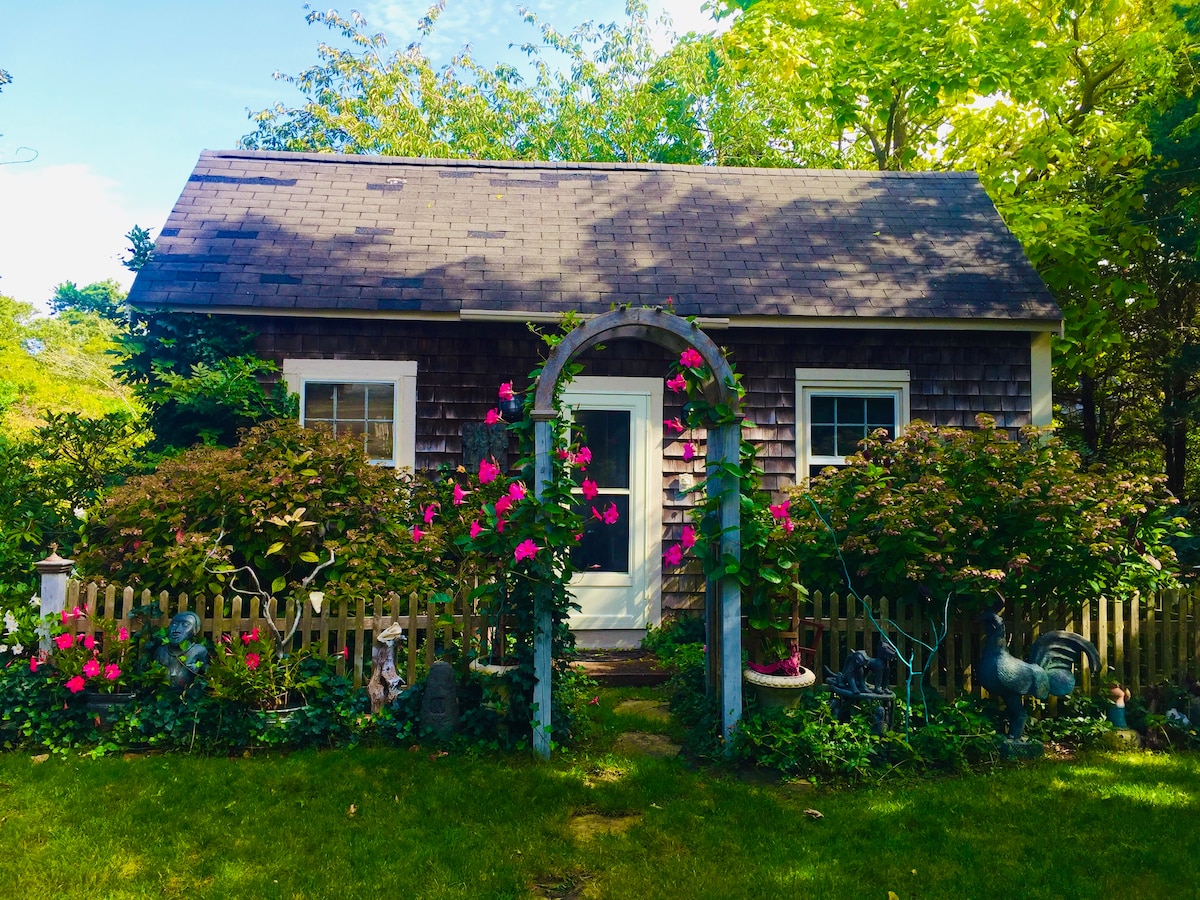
978,606,1101,741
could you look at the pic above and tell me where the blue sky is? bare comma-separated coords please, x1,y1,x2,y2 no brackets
0,0,719,311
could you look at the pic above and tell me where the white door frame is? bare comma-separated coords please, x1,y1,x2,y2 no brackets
563,376,663,648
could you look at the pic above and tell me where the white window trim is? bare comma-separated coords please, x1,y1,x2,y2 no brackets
282,359,417,469
795,368,910,481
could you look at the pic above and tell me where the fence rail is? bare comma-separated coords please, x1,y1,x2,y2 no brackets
62,581,491,689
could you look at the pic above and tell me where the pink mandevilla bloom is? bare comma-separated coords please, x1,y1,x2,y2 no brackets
664,418,684,434
666,373,687,393
54,633,73,651
65,675,86,694
478,458,501,484
83,634,95,650
423,504,437,524
508,481,526,501
453,483,469,505
76,633,86,644
342,647,350,660
250,626,260,642
495,518,506,533
495,496,513,516
769,500,790,520
469,520,483,539
83,658,101,678
682,525,697,549
574,446,592,467
29,657,39,673
592,503,619,525
71,607,84,621
485,408,502,425
242,631,252,645
104,663,121,681
514,539,540,562
679,348,704,368
118,627,129,642
60,610,68,624
581,478,599,500
664,544,684,567
245,653,261,670
499,382,515,401
682,442,695,462
412,525,424,543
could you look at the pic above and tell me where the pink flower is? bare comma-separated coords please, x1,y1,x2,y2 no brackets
453,483,469,506
478,458,500,484
664,544,684,567
83,634,95,650
241,631,251,645
574,446,592,468
118,627,129,642
60,610,67,624
581,478,599,500
76,633,85,644
589,695,600,706
557,449,571,460
250,626,260,642
508,481,526,501
54,633,73,651
666,373,687,393
784,518,795,533
495,496,513,516
769,500,791,520
29,657,38,673
412,525,424,543
469,520,483,539
680,347,704,369
65,675,86,694
681,525,697,549
665,418,684,434
514,539,540,562
83,658,101,678
485,408,502,425
71,607,84,621
499,382,515,401
423,504,437,525
342,646,350,660
592,503,619,525
574,532,583,543
104,663,121,681
245,653,261,670
683,442,695,462
495,518,506,533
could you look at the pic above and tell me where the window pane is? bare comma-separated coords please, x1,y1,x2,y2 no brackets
835,396,866,424
366,384,395,421
336,383,366,419
811,396,836,424
305,384,336,419
811,425,837,457
339,420,365,440
866,396,894,426
836,425,864,456
365,421,394,460
572,494,630,573
573,409,630,489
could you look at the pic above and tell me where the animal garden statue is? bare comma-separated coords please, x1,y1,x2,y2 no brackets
825,642,898,731
367,622,405,714
978,606,1101,742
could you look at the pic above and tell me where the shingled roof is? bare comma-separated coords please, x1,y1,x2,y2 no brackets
129,149,1060,324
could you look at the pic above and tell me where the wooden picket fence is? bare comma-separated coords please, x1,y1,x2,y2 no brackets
802,588,1200,700
61,580,501,689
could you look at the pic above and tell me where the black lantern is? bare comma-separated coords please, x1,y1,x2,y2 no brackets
498,392,524,421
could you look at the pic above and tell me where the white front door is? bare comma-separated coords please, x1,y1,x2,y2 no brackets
563,377,663,648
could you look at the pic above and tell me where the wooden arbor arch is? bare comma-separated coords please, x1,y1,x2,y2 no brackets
530,308,744,758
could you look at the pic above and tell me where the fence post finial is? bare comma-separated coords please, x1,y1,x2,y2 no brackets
34,547,75,650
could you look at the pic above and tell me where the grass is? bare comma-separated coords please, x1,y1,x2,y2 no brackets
2,692,1199,899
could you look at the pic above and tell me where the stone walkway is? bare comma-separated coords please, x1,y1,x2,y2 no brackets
611,698,681,758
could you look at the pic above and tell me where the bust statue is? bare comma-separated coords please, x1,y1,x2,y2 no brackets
156,611,209,688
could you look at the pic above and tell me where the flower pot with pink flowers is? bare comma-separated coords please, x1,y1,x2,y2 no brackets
207,626,322,712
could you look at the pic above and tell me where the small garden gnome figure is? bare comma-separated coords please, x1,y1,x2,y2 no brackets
1108,682,1130,728
156,611,209,688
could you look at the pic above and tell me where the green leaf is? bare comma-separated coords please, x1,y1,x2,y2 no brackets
265,541,285,557
299,551,320,563
271,576,287,594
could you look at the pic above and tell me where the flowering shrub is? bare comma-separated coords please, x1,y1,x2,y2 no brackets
207,626,326,709
48,608,136,695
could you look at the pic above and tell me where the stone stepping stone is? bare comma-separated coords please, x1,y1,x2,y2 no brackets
567,813,643,842
613,699,672,723
612,731,681,758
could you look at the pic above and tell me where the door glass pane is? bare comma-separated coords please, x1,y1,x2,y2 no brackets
572,493,630,573
573,409,630,489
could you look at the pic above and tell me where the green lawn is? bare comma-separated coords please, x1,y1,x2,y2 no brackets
1,694,1198,899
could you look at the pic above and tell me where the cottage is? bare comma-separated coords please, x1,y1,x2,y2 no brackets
129,150,1061,649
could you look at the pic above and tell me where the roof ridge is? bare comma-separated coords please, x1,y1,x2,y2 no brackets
204,149,979,180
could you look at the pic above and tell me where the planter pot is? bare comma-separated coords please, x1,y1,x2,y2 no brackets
84,692,136,730
470,659,516,717
743,667,816,710
259,703,307,728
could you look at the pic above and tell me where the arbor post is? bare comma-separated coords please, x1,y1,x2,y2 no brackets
531,417,554,759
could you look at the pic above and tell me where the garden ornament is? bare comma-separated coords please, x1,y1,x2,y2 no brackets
824,643,897,729
1107,683,1130,728
368,621,405,714
977,605,1100,742
156,611,209,688
420,660,460,740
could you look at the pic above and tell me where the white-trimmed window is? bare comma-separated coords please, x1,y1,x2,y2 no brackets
283,359,417,468
796,369,910,480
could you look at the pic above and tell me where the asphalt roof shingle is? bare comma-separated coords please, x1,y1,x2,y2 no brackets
128,150,1060,323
